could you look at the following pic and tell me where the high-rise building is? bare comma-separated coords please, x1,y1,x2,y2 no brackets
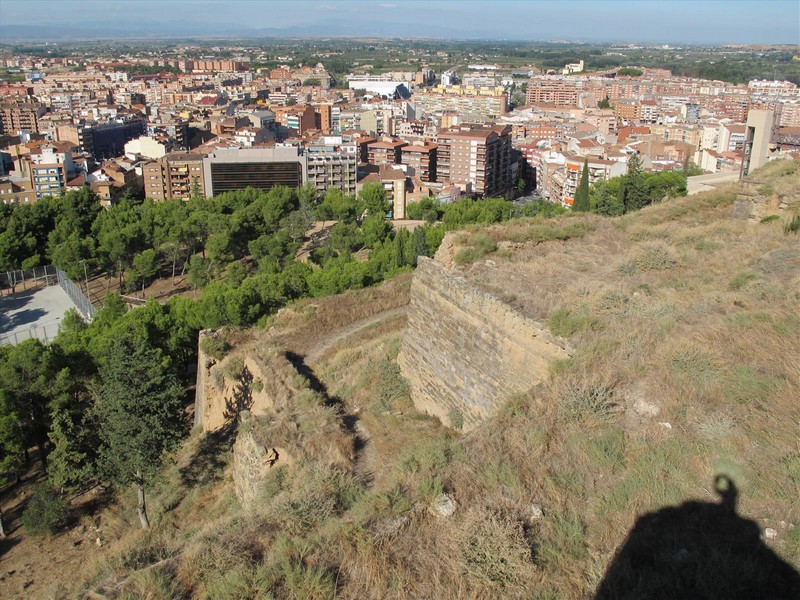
414,85,507,119
306,136,358,196
525,77,584,107
79,117,148,161
400,141,437,182
0,103,46,135
202,146,306,197
436,124,513,197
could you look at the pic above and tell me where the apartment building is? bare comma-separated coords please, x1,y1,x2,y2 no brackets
0,103,46,135
29,142,79,199
188,59,249,72
0,179,36,204
367,136,407,166
272,105,316,138
143,152,207,201
414,85,508,118
436,124,513,197
614,101,640,122
562,154,614,207
400,141,437,183
306,136,358,196
78,116,148,160
360,165,407,219
525,77,584,107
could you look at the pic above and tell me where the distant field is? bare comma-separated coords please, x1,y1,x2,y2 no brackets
0,285,77,345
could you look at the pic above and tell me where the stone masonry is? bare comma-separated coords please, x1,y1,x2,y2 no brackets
232,412,274,510
398,256,571,431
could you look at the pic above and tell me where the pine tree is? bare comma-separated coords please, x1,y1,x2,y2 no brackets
95,333,184,529
572,160,591,212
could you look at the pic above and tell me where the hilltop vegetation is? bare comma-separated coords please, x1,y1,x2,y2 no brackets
1,161,799,598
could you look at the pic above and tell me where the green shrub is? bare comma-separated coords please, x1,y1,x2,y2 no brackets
118,566,188,600
200,336,229,360
667,345,719,387
416,476,444,503
21,482,72,536
454,247,484,265
448,408,464,430
454,231,498,265
759,214,780,224
635,244,677,272
729,271,757,291
224,356,246,379
536,510,587,569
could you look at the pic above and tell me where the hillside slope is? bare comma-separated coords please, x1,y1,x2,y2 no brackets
6,161,799,599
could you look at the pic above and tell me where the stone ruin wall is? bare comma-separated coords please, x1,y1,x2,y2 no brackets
398,256,571,431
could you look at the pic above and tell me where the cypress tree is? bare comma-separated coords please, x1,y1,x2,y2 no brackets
572,159,591,212
623,153,648,213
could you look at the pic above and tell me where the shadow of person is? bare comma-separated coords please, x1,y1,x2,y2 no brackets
595,475,800,600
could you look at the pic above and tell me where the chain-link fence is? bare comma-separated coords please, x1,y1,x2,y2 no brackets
0,265,97,346
56,267,97,320
0,265,58,294
0,322,60,346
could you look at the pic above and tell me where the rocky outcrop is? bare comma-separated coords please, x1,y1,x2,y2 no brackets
398,256,571,431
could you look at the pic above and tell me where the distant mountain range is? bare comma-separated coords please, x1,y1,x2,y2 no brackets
0,20,497,42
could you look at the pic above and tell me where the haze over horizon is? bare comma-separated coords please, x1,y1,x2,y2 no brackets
0,0,798,45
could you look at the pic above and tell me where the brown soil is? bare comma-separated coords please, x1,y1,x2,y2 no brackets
0,457,115,600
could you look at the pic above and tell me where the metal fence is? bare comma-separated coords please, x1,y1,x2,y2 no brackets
0,265,97,346
0,322,60,346
56,267,97,320
0,265,58,294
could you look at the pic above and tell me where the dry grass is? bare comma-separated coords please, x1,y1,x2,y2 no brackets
44,162,800,599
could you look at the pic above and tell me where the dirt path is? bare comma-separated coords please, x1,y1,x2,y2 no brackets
298,305,407,488
305,306,407,365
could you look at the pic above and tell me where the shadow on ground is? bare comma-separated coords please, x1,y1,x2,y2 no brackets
595,475,800,600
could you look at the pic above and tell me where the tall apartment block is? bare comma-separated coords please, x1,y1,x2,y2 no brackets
306,136,358,196
400,141,437,182
0,103,46,135
78,117,148,161
741,109,775,177
143,152,207,201
413,85,507,118
525,77,584,107
436,124,513,197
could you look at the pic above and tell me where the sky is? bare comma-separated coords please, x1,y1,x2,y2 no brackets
1,0,799,44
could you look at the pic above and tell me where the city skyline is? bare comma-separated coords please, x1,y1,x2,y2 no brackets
0,0,798,44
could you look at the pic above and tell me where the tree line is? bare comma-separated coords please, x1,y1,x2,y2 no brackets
571,155,688,215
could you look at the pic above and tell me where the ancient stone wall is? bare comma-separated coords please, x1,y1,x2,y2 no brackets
398,256,571,431
232,412,273,510
194,338,297,433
